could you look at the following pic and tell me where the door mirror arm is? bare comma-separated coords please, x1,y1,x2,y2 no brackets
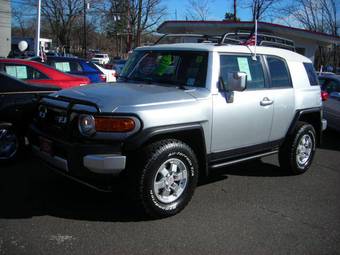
219,77,234,103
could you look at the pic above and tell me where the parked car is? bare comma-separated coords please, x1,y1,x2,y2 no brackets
0,72,59,162
319,75,340,132
30,43,326,218
104,59,127,77
93,63,116,82
91,54,110,65
31,56,106,83
0,59,90,89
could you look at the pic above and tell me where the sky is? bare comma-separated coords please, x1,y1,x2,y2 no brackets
165,0,258,21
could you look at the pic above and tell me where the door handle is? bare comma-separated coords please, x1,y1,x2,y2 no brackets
260,97,274,106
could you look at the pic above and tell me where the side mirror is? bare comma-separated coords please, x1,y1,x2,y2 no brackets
227,72,247,91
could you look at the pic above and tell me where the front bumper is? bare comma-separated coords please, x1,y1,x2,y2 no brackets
29,124,127,189
32,145,126,175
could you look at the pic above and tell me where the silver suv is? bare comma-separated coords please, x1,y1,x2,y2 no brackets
30,43,327,218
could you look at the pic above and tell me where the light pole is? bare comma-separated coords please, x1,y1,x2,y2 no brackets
35,0,41,56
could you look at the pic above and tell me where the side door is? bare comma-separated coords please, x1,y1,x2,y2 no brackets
211,54,274,153
264,56,295,141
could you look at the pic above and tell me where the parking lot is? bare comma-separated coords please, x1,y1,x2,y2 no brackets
0,129,339,255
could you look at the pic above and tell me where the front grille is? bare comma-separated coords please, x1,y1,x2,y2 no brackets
36,104,76,140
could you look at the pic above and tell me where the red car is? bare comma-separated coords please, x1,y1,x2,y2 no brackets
0,59,90,89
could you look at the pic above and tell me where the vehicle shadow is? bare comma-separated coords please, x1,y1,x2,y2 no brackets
320,129,340,152
0,157,283,222
0,130,337,222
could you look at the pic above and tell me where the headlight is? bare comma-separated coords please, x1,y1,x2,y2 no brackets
78,114,96,136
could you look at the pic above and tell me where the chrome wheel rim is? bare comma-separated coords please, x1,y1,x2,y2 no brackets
153,158,188,204
296,134,313,166
0,128,18,160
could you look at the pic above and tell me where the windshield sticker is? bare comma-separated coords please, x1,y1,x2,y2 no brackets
237,57,252,81
5,66,17,77
55,62,71,72
5,66,28,79
187,78,195,86
16,66,28,79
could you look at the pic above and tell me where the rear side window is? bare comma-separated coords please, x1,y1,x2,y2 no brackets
303,63,319,86
267,57,291,88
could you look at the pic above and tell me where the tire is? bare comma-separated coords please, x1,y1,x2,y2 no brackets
129,139,199,218
279,121,316,175
0,125,21,163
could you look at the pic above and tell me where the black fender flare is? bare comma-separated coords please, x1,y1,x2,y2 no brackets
124,123,209,176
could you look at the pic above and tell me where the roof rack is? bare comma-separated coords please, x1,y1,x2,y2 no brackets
154,34,220,45
218,32,296,51
154,32,296,52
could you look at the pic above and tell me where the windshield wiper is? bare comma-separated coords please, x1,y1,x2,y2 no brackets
119,76,154,84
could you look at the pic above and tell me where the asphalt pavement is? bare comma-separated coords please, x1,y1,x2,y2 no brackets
0,130,339,255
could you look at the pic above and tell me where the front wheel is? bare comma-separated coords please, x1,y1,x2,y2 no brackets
0,126,20,162
130,139,199,218
279,122,316,175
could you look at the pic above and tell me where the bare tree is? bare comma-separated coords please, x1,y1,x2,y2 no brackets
185,0,212,21
282,0,337,34
247,0,277,21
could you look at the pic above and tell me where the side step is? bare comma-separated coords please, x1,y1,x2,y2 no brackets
210,150,278,169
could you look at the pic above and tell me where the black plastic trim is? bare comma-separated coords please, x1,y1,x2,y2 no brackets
208,139,283,166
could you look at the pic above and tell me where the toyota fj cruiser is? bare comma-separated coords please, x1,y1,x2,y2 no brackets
29,42,327,218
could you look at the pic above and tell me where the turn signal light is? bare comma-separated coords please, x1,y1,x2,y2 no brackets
95,117,135,132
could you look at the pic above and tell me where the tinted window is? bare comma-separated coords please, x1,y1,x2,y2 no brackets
220,55,265,89
121,51,208,87
303,63,318,86
321,79,340,93
267,57,291,88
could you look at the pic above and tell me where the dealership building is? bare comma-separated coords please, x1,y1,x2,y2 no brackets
0,0,11,58
157,20,340,64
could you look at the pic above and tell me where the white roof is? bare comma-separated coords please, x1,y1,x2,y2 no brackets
137,43,312,63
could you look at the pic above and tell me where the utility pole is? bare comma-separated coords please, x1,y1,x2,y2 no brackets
83,0,88,59
127,0,132,52
35,0,41,56
233,0,237,21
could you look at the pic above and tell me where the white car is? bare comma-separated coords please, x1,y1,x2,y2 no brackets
94,63,116,82
91,54,110,65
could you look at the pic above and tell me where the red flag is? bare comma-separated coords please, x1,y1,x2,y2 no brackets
242,34,256,46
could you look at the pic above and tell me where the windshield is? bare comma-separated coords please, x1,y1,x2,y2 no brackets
120,50,208,87
94,54,105,58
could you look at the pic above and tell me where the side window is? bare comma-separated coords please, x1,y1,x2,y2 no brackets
267,57,291,88
220,55,265,89
323,80,340,93
303,62,319,86
27,66,49,79
69,61,83,72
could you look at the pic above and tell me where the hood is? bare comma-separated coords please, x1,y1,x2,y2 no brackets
53,82,198,112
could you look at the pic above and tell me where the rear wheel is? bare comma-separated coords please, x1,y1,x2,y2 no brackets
279,122,316,174
129,139,199,218
0,126,20,162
